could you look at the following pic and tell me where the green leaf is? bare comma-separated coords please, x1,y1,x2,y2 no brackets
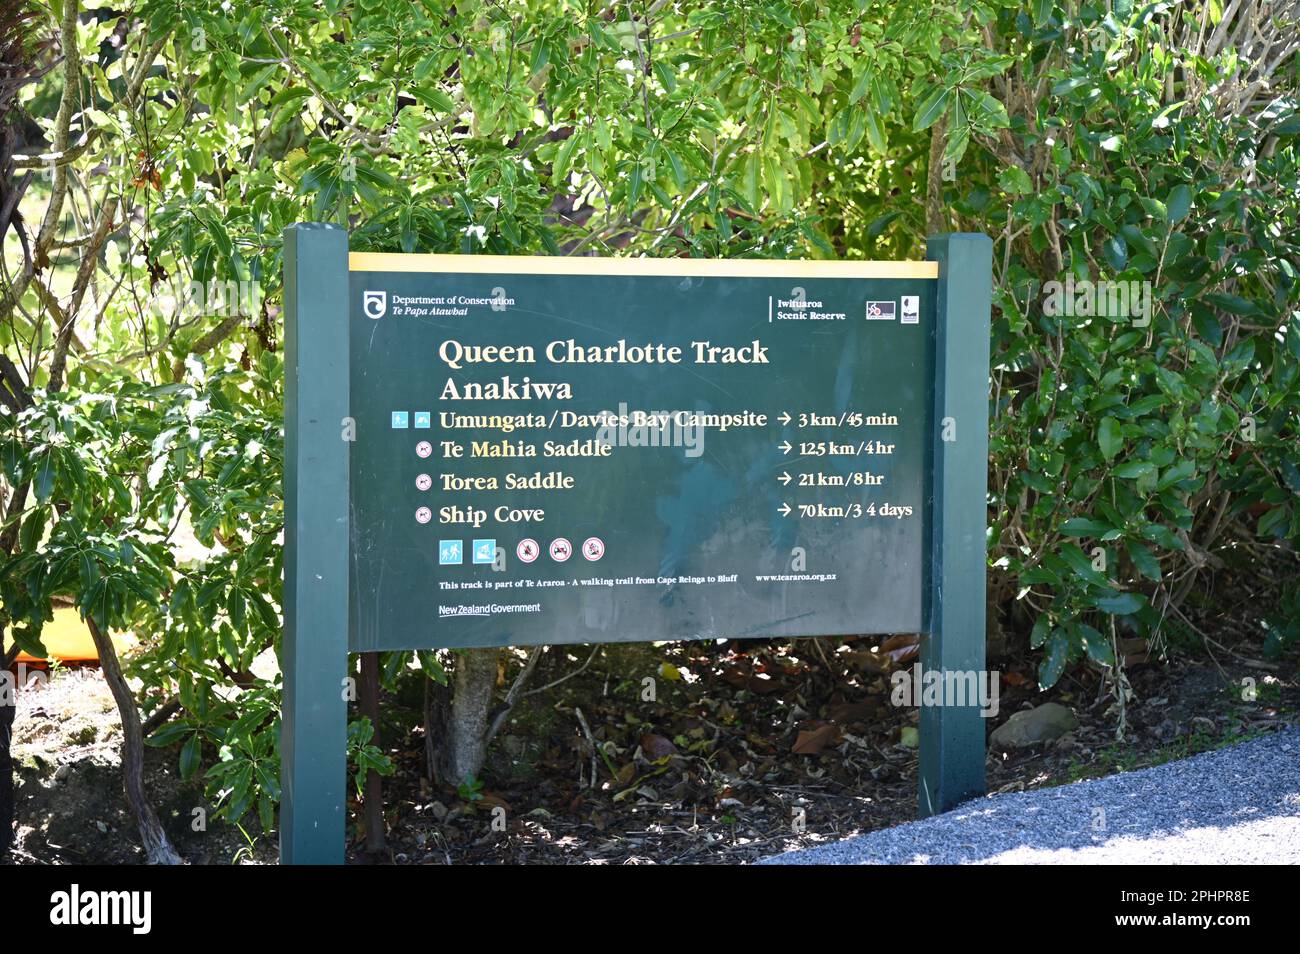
1078,623,1115,666
1102,235,1127,271
1167,184,1192,223
1257,504,1289,537
1038,630,1069,688
1113,460,1155,479
1141,523,1184,550
147,454,168,489
1221,339,1256,372
1052,76,1091,96
530,38,550,76
963,88,1009,129
33,452,55,503
1098,416,1122,460
663,148,686,190
1280,459,1300,494
943,116,970,165
1059,543,1110,586
1139,196,1167,221
1157,459,1197,490
740,152,760,208
652,60,677,94
1126,541,1162,581
1030,614,1052,649
246,589,280,631
19,509,45,553
626,161,643,210
228,588,247,634
1094,591,1146,614
762,154,785,210
180,734,202,780
849,66,873,105
552,132,580,185
79,551,101,592
1060,517,1111,537
1204,292,1259,316
913,86,950,132
863,110,887,155
147,719,194,748
411,86,456,113
998,166,1033,195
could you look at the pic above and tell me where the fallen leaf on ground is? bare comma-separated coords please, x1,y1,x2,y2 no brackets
827,701,875,724
639,733,677,760
792,723,839,755
880,634,921,664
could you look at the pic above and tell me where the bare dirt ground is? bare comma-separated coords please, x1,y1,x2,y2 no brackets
5,613,1294,865
5,667,269,865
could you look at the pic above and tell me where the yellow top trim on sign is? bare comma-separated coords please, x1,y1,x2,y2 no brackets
348,252,938,279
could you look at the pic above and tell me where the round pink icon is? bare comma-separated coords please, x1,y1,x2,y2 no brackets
582,537,605,561
517,538,539,563
415,506,432,524
416,441,433,458
548,538,572,562
415,473,433,491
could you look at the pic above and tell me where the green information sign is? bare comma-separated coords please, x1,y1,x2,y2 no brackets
282,224,992,864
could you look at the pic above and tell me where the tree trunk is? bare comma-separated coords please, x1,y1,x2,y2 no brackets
438,648,499,786
358,652,386,852
925,113,949,237
85,618,182,865
0,686,12,856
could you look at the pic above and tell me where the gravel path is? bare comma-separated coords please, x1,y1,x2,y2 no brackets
762,727,1300,864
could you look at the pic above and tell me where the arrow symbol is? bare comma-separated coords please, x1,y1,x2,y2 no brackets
778,440,792,454
778,471,792,485
779,412,792,425
778,502,791,516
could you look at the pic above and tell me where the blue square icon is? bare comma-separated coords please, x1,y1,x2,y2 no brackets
391,411,409,429
439,540,462,565
472,539,496,565
413,411,431,429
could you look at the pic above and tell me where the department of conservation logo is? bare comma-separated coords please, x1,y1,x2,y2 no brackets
362,290,387,319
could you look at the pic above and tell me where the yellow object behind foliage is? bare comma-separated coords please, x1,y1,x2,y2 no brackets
9,607,135,664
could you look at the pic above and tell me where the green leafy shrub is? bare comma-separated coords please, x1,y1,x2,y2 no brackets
3,1,1296,842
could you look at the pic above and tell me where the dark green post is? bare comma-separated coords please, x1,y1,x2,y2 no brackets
919,233,992,816
281,223,350,864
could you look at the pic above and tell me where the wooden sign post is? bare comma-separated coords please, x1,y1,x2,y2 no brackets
281,224,992,863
